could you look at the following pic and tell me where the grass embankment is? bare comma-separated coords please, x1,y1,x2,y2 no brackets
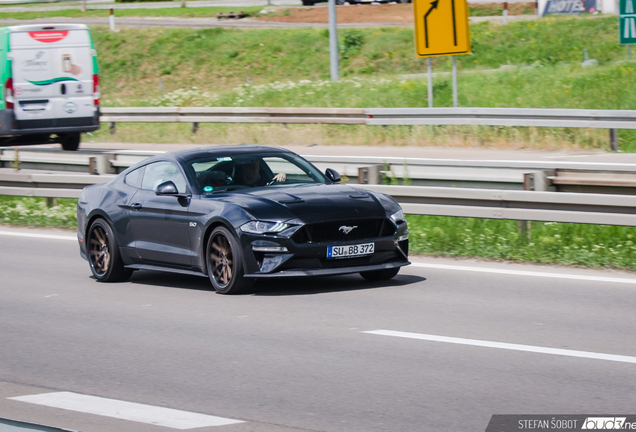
82,16,636,151
2,196,634,271
0,6,264,19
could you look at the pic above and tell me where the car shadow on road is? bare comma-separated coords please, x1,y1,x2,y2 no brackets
123,271,425,296
253,273,425,296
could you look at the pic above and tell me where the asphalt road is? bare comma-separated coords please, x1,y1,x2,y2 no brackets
1,227,636,432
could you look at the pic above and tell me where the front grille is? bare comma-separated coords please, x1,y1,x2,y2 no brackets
16,117,95,130
292,218,395,244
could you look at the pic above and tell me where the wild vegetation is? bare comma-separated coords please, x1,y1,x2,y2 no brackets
77,16,636,151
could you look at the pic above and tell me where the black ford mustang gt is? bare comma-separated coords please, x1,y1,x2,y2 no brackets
77,145,410,294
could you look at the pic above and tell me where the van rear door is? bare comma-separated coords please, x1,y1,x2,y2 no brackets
10,26,95,126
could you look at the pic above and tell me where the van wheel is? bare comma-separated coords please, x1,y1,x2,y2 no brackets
301,0,315,4
60,133,81,151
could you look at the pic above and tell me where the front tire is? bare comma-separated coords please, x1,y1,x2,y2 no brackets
87,219,132,282
360,267,400,281
206,226,252,294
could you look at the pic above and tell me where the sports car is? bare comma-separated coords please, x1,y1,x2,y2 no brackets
77,145,410,294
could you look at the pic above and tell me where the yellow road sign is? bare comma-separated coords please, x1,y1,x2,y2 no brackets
413,0,471,57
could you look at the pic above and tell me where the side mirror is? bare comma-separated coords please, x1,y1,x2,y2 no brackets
325,168,341,183
155,181,179,195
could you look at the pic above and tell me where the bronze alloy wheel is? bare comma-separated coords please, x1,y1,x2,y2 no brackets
210,232,233,288
87,219,132,282
206,226,252,294
89,224,111,277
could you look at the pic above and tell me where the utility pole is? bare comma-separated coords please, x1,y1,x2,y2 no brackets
328,0,339,81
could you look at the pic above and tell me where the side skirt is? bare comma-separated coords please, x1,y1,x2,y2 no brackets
125,264,207,278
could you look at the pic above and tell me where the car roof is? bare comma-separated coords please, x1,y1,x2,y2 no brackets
134,145,294,167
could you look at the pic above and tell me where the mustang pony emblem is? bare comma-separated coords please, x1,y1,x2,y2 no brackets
339,225,358,235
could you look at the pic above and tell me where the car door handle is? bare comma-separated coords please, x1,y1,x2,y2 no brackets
131,203,142,210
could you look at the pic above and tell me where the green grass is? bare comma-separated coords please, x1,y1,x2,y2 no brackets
1,195,634,270
84,16,636,152
407,215,636,271
96,63,636,152
91,16,627,96
0,5,263,19
0,196,77,229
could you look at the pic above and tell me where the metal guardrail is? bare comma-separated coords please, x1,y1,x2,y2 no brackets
1,170,635,227
3,148,636,193
6,147,636,194
100,107,636,151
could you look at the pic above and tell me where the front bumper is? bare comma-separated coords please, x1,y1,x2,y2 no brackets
245,260,410,278
240,220,410,278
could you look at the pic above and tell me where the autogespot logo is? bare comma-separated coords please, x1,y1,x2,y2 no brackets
63,102,77,114
582,418,628,429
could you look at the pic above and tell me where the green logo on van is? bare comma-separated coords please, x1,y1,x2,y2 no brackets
27,77,80,86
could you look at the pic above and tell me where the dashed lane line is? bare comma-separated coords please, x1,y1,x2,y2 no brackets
8,392,244,430
363,330,636,365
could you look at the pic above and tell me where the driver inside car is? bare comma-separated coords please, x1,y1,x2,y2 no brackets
235,159,286,187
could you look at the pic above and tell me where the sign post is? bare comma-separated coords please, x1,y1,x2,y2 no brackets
329,0,339,82
413,0,471,107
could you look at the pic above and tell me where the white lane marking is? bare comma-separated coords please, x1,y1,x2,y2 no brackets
363,330,636,365
8,392,244,430
0,231,76,241
409,262,636,285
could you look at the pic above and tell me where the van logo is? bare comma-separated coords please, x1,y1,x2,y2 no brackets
63,102,77,114
28,31,69,44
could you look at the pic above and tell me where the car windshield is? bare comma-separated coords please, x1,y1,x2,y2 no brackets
186,152,326,194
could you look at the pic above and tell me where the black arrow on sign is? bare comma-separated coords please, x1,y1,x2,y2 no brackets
423,0,440,48
451,0,457,46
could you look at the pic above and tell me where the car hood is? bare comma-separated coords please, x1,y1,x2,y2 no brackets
211,184,389,223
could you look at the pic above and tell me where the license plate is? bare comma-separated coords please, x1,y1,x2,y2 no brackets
327,242,374,259
20,103,46,111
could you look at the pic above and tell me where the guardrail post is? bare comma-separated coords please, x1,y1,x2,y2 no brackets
520,170,555,237
88,155,115,175
192,122,199,134
11,148,19,171
109,8,115,31
503,2,508,24
109,122,116,135
610,129,619,152
357,165,382,185
46,197,58,208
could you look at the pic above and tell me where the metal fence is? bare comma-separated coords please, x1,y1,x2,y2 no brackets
1,169,636,227
100,106,636,151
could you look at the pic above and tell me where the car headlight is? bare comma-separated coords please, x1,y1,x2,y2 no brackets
241,220,290,234
390,209,406,225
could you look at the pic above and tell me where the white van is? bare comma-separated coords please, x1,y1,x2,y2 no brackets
0,24,100,151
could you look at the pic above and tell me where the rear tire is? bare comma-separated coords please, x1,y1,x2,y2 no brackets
87,219,132,282
60,133,81,151
360,267,400,281
301,0,315,5
206,226,252,294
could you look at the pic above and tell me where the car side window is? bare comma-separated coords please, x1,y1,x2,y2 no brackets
141,162,187,194
124,167,144,189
